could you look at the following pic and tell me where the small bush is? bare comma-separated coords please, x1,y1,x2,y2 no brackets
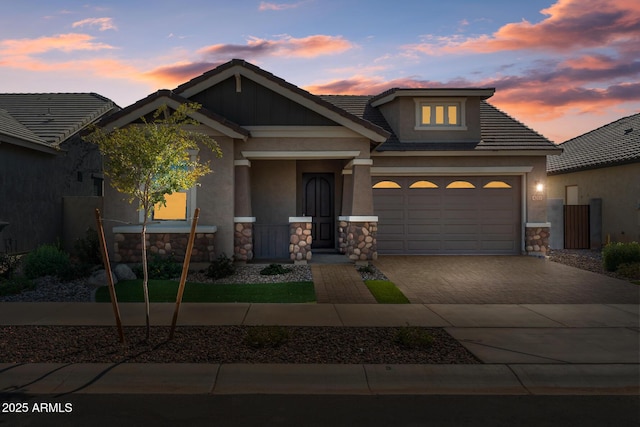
616,262,640,280
244,325,289,349
260,263,293,275
394,325,434,350
0,253,20,280
0,276,34,296
73,228,102,267
22,244,72,279
133,254,182,280
602,242,640,272
357,265,375,274
206,253,235,279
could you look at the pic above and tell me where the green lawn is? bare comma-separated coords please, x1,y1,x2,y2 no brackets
95,279,316,303
364,280,410,304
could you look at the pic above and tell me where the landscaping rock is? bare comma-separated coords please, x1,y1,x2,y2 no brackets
87,269,119,287
114,264,136,281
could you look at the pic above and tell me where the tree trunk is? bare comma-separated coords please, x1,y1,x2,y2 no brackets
141,219,150,340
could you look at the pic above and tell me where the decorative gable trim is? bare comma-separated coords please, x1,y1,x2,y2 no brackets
99,90,249,140
174,60,389,143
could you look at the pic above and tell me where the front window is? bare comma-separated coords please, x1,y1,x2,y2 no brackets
153,191,187,220
415,99,466,130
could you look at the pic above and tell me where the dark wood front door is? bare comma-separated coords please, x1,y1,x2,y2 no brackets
303,173,334,249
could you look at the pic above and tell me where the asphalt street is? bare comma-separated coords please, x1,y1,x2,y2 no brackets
1,394,639,427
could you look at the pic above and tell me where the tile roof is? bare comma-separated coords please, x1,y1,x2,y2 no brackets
321,95,558,152
0,93,116,147
547,113,640,174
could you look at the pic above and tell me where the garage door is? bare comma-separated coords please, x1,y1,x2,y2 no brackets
373,176,521,254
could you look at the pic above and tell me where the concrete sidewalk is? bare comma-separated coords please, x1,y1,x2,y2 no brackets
1,302,638,395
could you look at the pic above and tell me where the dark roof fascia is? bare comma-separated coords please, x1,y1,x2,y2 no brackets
174,59,390,143
97,89,250,140
0,133,61,155
370,87,496,107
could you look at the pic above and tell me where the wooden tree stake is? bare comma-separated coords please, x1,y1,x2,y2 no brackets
170,207,200,339
95,209,125,344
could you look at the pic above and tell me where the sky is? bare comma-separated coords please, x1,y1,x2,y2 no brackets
1,0,639,143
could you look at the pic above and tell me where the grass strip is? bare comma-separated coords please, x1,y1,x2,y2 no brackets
95,279,316,303
364,280,410,304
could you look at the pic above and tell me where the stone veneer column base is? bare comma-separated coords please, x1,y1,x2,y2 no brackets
114,232,216,263
289,217,312,264
234,217,255,263
338,216,378,264
525,222,551,258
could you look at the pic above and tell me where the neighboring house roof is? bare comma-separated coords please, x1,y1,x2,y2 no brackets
547,113,640,175
321,94,558,152
0,93,117,151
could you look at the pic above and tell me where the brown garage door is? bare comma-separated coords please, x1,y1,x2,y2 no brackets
373,176,521,254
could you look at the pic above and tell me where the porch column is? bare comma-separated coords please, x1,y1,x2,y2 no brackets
234,160,254,262
340,159,378,264
350,159,374,215
289,216,312,264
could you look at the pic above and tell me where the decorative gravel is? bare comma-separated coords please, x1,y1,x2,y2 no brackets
0,325,480,365
548,249,631,280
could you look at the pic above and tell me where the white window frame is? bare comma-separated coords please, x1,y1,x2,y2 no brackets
414,98,467,130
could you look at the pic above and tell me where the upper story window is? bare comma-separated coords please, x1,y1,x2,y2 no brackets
415,98,466,130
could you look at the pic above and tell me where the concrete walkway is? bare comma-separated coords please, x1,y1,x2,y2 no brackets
1,302,638,395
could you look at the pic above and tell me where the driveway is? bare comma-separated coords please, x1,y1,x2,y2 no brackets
374,256,640,304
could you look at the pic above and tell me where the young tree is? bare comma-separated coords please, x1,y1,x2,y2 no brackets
86,103,221,339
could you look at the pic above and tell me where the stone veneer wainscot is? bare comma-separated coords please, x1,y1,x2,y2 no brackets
525,222,551,257
289,217,312,264
112,225,217,263
338,216,378,263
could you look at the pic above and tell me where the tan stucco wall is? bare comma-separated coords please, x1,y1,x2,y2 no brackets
548,163,640,242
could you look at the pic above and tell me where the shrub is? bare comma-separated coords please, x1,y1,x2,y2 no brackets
602,242,640,272
260,263,292,275
394,325,434,350
244,325,289,349
0,276,34,296
206,253,235,279
616,262,640,280
357,264,375,274
73,228,102,267
0,253,20,280
22,244,72,279
133,253,182,280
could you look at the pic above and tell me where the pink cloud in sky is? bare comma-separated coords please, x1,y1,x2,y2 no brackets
199,35,353,59
406,0,640,54
0,33,114,57
71,17,117,31
146,35,355,86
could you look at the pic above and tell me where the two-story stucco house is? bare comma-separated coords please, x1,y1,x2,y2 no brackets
98,59,560,264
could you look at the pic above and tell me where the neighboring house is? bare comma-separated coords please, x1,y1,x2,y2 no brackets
547,113,640,248
99,59,560,264
0,93,118,253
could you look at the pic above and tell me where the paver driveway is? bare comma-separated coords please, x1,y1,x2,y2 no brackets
374,256,640,304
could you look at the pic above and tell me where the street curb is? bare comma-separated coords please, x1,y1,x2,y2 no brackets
1,363,638,396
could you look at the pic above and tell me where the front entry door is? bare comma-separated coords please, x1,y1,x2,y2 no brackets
303,173,334,249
